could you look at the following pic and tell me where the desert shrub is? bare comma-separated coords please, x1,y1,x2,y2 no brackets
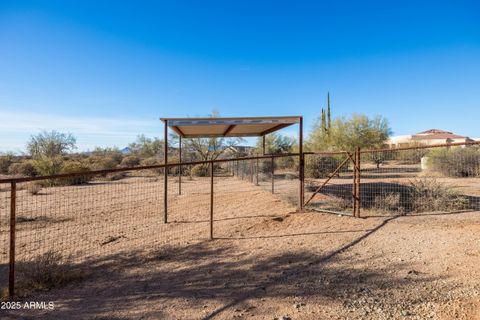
59,161,92,185
364,151,391,168
0,153,14,174
16,251,85,297
140,157,164,175
277,156,295,170
90,147,124,164
305,156,342,179
398,146,429,164
191,164,210,177
25,182,42,195
427,147,480,177
8,160,38,177
261,158,275,174
120,155,140,168
407,178,468,212
87,155,119,171
373,193,404,214
326,195,351,210
33,156,64,177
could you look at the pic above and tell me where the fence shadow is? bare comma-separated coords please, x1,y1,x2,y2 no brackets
1,215,448,320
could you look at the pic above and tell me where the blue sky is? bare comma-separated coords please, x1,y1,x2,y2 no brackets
1,0,479,152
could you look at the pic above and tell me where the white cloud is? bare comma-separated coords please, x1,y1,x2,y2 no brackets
0,110,162,152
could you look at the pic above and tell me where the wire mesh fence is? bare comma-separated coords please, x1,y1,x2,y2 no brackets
303,142,480,217
360,144,480,217
2,142,479,299
303,152,356,215
0,154,301,299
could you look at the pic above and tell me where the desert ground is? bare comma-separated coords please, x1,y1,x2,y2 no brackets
0,169,479,320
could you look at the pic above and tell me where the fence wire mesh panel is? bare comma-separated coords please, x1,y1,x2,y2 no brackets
360,145,480,217
213,158,296,239
230,156,300,207
303,152,355,215
0,184,9,291
0,154,303,298
167,163,210,239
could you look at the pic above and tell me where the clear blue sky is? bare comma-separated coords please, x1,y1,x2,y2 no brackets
1,0,479,152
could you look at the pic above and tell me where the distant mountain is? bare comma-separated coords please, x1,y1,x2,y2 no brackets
120,147,131,154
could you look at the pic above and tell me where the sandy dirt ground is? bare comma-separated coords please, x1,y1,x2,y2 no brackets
1,175,480,320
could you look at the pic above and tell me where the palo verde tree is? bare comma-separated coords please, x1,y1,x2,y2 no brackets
255,133,295,154
308,113,391,152
27,130,77,159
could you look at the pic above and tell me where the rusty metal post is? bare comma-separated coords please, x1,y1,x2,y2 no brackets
255,158,259,186
356,147,361,218
210,162,214,240
178,136,182,195
250,159,254,183
352,151,357,217
262,135,266,155
164,120,168,223
9,181,16,298
299,116,304,211
271,156,275,194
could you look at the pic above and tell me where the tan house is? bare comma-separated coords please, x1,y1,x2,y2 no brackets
411,129,474,145
388,129,474,148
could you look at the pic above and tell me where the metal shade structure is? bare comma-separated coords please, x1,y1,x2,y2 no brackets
160,116,301,138
160,116,304,224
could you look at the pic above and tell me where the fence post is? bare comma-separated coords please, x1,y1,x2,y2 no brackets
164,120,168,223
352,151,357,217
178,136,182,195
299,116,304,211
255,158,259,186
271,156,275,194
9,181,16,298
210,162,214,240
356,147,361,218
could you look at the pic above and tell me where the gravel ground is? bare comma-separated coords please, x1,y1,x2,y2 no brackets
1,176,479,319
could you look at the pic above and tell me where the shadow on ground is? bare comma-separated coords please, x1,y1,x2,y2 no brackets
1,215,454,320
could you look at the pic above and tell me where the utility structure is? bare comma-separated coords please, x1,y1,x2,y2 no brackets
160,116,304,224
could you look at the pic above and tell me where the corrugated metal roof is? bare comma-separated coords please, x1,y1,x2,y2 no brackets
160,116,301,138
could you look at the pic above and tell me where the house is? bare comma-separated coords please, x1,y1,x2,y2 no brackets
222,145,256,157
411,129,474,145
388,129,474,148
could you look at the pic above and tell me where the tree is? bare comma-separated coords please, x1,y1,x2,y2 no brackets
128,135,164,158
27,131,77,159
255,133,296,154
179,111,243,161
308,113,391,152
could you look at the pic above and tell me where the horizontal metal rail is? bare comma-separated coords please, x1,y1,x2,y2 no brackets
360,140,480,153
0,153,300,184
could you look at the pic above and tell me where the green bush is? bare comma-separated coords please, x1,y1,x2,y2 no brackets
407,178,468,212
8,160,38,177
120,155,140,168
398,147,429,164
277,156,295,170
305,155,342,179
0,154,14,174
87,155,119,171
140,157,163,175
427,147,480,177
373,193,404,214
191,164,210,177
59,161,92,185
33,157,64,177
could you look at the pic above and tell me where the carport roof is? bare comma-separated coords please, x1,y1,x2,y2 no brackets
160,116,301,138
